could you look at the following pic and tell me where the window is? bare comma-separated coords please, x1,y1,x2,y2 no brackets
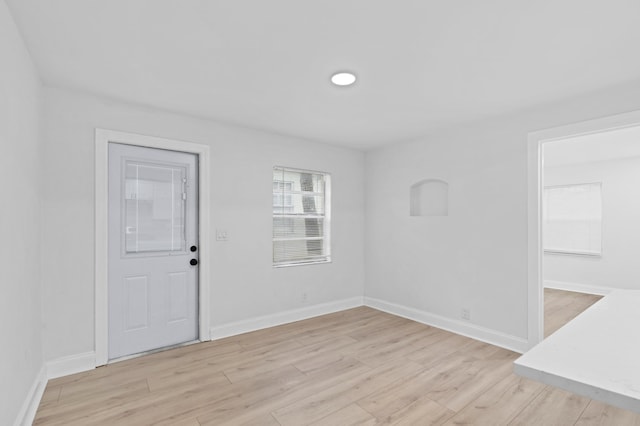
272,180,294,213
273,167,331,266
543,183,602,256
124,161,186,253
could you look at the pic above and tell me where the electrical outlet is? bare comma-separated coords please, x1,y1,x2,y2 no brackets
461,308,471,321
302,292,308,302
216,229,229,241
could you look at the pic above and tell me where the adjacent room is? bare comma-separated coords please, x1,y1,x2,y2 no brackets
2,1,640,425
509,127,640,417
542,126,640,336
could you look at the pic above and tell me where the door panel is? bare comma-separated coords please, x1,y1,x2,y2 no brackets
108,143,199,360
124,276,148,331
168,272,189,322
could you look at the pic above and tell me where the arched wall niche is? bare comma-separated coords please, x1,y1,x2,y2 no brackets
410,179,449,217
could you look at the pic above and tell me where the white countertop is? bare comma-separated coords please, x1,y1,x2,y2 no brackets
514,290,640,413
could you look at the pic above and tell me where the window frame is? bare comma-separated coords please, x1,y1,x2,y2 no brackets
272,166,332,267
543,182,603,257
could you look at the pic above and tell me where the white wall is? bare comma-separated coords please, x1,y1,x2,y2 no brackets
40,87,365,362
365,121,529,346
0,1,43,424
544,156,640,292
365,81,640,350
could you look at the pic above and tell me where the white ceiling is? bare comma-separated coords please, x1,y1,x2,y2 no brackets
544,125,640,167
6,0,640,150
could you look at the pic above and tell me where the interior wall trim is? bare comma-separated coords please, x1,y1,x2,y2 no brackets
544,280,613,296
210,297,364,341
364,297,529,354
46,351,96,380
94,128,211,366
527,109,640,350
14,365,47,426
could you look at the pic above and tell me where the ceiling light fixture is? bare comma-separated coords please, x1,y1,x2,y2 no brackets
331,72,357,87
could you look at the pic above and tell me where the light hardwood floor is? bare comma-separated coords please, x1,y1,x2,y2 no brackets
35,290,638,425
544,288,602,338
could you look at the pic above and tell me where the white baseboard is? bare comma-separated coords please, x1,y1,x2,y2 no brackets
209,296,529,353
210,297,364,340
14,365,47,426
363,297,529,354
46,351,96,380
544,280,613,296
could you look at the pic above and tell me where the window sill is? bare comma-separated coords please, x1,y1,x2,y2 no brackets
544,249,601,257
273,259,332,268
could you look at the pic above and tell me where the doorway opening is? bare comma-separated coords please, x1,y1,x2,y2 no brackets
95,129,211,366
527,111,640,349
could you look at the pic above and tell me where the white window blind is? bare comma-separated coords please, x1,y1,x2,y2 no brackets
543,183,602,256
273,167,331,266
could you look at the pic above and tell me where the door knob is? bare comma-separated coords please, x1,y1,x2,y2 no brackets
190,259,198,266
190,245,197,252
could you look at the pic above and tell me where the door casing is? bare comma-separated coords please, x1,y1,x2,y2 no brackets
95,128,211,366
526,110,640,350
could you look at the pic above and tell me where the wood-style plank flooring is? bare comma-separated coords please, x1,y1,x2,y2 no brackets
544,288,602,338
35,289,638,425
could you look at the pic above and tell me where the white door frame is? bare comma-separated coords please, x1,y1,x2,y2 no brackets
95,128,211,366
526,110,640,349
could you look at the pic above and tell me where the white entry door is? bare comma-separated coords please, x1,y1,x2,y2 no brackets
108,143,199,360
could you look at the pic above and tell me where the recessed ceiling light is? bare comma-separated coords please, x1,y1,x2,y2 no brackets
331,72,357,87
